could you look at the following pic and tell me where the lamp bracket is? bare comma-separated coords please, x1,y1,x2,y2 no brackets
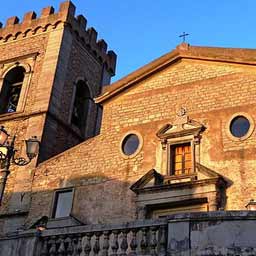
0,151,7,161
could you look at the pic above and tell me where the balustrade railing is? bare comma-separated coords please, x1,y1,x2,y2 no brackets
39,219,167,256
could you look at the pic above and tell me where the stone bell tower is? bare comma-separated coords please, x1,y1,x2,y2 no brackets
0,1,116,161
0,1,116,232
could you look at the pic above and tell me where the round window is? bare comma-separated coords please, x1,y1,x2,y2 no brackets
121,134,140,156
230,115,250,138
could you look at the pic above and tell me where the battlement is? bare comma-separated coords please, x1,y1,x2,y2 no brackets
0,1,116,75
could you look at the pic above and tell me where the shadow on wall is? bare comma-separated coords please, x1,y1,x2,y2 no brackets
0,173,138,235
0,163,235,236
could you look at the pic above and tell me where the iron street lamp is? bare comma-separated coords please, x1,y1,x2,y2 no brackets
0,126,40,205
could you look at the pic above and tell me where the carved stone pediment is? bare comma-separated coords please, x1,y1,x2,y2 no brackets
156,109,205,151
130,169,163,192
130,163,227,194
156,110,205,140
156,121,204,140
131,164,228,215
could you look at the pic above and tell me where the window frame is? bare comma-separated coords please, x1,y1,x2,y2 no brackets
120,131,143,159
0,61,34,117
167,138,195,176
226,112,254,141
147,198,209,218
0,68,25,114
156,112,205,177
51,188,74,219
69,79,93,136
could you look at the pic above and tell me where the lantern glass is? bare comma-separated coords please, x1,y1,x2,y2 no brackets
0,127,8,146
25,136,40,159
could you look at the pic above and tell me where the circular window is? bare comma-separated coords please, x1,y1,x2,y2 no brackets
230,115,250,138
121,134,140,156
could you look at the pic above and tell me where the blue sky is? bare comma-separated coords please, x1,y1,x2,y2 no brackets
0,1,255,82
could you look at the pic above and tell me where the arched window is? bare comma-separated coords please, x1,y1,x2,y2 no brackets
71,81,92,133
0,66,25,114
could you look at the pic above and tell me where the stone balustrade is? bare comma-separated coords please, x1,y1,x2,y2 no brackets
38,219,167,256
2,211,256,256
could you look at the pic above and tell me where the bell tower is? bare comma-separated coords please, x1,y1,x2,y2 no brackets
0,1,116,162
0,1,116,232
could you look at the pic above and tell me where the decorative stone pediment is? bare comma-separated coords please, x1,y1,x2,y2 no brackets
131,164,228,218
156,108,205,143
130,163,226,194
130,169,163,192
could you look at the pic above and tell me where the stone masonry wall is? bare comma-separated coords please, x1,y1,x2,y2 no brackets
27,57,256,226
39,28,105,161
0,1,116,234
0,32,50,218
101,59,256,211
0,32,52,235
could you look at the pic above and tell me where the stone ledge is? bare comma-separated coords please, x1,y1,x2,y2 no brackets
0,210,28,219
167,210,256,222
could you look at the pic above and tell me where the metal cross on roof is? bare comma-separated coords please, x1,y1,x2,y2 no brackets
179,32,189,42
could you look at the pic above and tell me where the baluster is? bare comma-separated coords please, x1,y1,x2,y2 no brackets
129,229,138,256
158,225,167,256
57,236,66,256
84,233,93,256
93,232,101,256
71,235,78,256
102,231,110,256
40,238,49,256
140,228,148,255
75,234,82,256
111,230,119,256
149,227,158,256
66,235,74,256
49,236,57,256
120,230,129,256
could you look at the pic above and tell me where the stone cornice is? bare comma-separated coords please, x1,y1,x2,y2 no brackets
132,177,221,195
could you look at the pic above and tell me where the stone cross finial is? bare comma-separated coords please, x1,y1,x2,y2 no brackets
177,107,186,117
175,107,188,126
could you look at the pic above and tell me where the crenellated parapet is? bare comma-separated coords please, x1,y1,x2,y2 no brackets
0,1,116,75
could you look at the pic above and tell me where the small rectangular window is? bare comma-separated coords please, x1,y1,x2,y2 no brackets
52,189,73,218
170,143,192,175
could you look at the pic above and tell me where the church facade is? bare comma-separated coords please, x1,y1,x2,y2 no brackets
27,42,256,228
1,1,256,254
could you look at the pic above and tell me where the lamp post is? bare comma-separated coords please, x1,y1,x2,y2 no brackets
0,126,40,205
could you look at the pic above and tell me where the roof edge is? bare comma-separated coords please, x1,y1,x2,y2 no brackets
96,43,256,104
95,48,180,104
